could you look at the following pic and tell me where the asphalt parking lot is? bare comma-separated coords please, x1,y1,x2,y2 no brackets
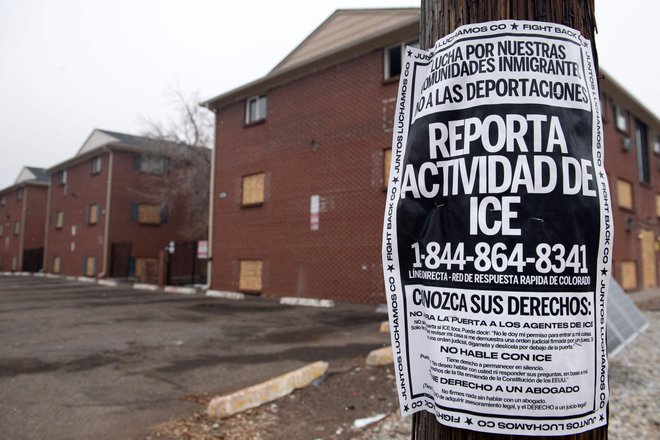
0,275,389,440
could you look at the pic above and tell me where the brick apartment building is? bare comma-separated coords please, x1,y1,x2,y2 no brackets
601,75,660,291
0,167,49,272
204,8,660,302
45,129,209,283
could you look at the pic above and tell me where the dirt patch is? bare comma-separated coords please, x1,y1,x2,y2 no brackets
146,359,398,440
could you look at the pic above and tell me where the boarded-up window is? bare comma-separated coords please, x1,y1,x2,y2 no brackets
11,257,17,271
617,179,633,210
656,194,660,217
242,173,265,206
87,204,99,225
384,148,392,185
84,256,97,277
239,259,263,292
135,257,158,283
620,261,638,290
55,211,64,229
52,256,61,274
138,205,161,224
13,221,20,235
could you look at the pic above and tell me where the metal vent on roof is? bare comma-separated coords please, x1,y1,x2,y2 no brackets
607,279,649,357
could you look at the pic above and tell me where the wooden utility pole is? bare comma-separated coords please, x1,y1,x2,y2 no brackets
414,1,606,439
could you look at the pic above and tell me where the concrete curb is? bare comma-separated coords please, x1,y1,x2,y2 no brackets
365,346,393,366
207,361,329,419
77,276,96,283
133,283,159,291
98,279,118,287
164,286,196,295
206,289,245,300
280,297,335,308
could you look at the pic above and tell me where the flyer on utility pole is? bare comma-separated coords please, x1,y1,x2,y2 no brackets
382,20,611,436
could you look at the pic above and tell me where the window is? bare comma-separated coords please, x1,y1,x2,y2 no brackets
636,119,650,184
133,153,168,174
616,179,633,210
130,203,168,225
384,148,392,186
57,170,68,186
55,211,64,229
0,196,5,206
239,259,263,292
87,204,99,225
245,95,267,124
84,256,97,277
620,261,638,290
52,256,62,274
384,40,419,79
16,188,24,201
91,156,102,174
0,225,3,236
654,135,660,155
241,173,265,206
13,221,20,235
613,103,628,132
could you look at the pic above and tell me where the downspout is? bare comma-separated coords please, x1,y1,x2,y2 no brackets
204,116,217,289
43,179,53,271
98,148,113,278
18,185,27,271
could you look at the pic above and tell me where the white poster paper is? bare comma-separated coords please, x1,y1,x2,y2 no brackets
382,20,611,436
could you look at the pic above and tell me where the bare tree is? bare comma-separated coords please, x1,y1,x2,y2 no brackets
138,88,213,241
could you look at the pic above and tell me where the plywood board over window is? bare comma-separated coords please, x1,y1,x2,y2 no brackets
138,205,162,224
616,179,633,210
383,148,392,186
135,257,158,283
84,256,96,277
239,259,263,292
242,173,265,206
52,256,61,273
620,261,638,290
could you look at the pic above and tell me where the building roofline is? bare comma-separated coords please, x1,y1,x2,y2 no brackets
201,11,419,109
600,68,660,129
0,180,49,197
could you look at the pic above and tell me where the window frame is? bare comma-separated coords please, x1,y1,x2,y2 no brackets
613,102,629,133
245,95,267,125
384,40,419,80
57,170,68,186
636,119,650,185
91,156,102,174
13,220,20,235
16,188,24,201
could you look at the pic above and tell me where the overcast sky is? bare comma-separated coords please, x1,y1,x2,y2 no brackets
1,0,658,189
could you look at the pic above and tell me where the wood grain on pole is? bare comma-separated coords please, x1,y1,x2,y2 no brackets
414,1,605,439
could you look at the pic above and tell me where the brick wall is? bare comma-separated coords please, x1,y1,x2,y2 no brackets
0,187,24,271
600,85,660,290
211,49,398,303
46,153,110,276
